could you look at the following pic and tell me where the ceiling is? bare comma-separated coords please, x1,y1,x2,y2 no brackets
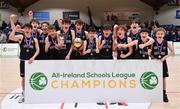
140,0,170,10
10,0,40,11
9,0,171,12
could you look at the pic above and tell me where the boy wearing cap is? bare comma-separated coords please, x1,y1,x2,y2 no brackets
151,27,174,102
83,27,99,59
119,28,154,59
128,20,141,41
9,24,40,103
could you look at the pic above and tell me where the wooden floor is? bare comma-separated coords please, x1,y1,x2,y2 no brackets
0,57,180,109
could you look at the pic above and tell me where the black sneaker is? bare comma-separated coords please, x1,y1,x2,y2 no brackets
163,90,169,102
97,102,105,105
118,102,128,106
74,102,78,108
110,102,116,105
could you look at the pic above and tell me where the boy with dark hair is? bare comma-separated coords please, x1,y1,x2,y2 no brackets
99,23,113,59
71,19,87,59
29,19,40,37
9,23,40,103
45,25,61,59
128,20,141,59
28,11,41,38
57,19,75,59
36,22,50,60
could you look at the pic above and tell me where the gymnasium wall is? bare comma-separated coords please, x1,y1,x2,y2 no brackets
24,0,153,25
154,5,180,25
0,6,17,25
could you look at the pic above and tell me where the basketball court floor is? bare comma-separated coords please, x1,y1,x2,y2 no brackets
0,56,180,109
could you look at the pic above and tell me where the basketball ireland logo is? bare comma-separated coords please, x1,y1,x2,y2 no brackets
140,72,158,90
29,72,48,91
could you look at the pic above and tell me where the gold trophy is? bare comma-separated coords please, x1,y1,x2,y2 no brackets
73,38,83,48
59,34,66,49
60,36,65,44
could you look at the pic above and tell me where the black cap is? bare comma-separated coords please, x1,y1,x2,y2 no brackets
23,23,32,29
139,28,149,34
88,26,96,33
102,24,112,30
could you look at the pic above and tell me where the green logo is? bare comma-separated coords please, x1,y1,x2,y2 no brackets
29,72,48,91
2,47,7,52
140,72,158,90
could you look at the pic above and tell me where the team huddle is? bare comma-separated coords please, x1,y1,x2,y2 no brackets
8,11,174,103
